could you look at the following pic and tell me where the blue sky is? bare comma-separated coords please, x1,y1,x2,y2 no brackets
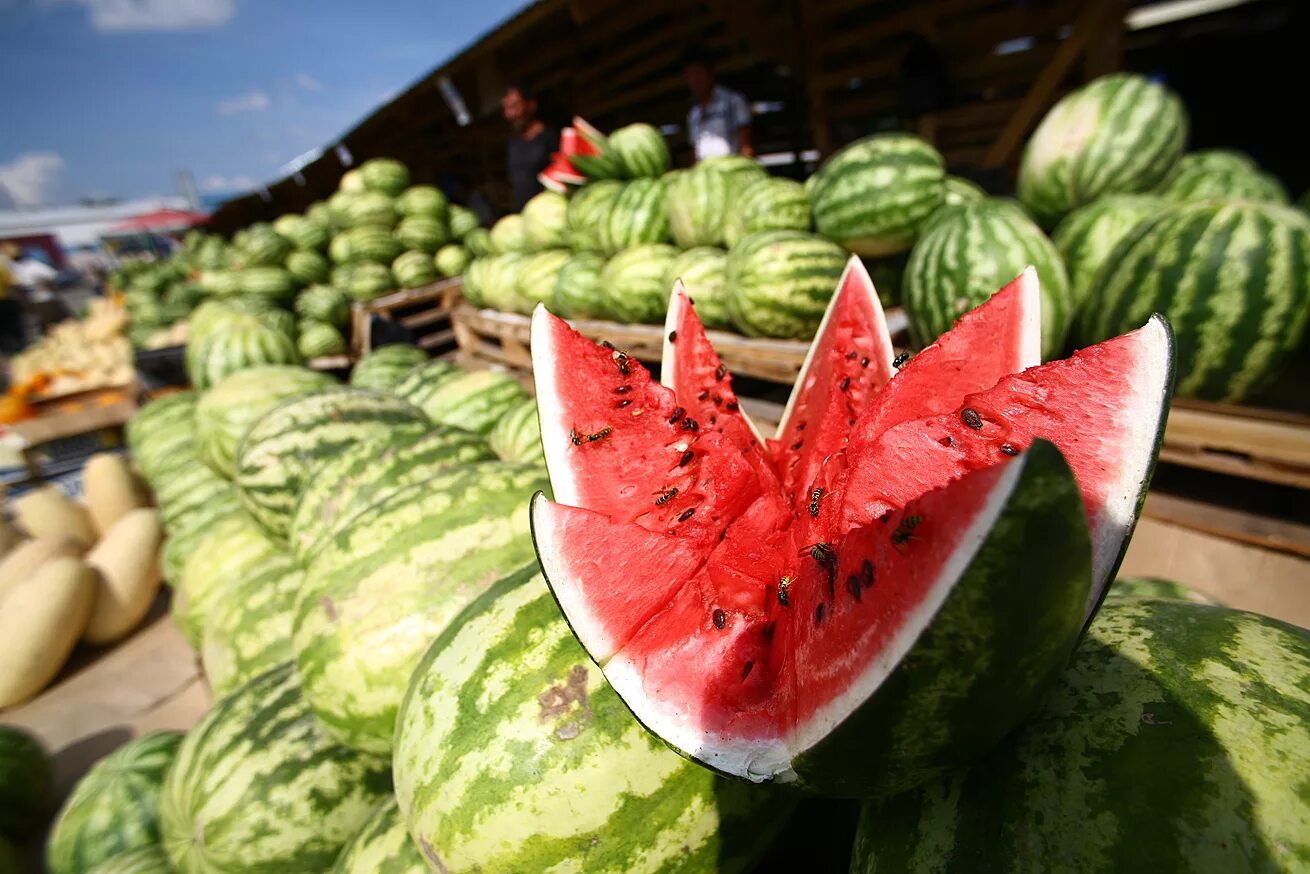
0,0,526,208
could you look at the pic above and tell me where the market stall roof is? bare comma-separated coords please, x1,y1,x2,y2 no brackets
106,208,208,236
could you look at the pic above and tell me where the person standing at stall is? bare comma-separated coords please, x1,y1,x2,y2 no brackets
502,82,560,212
684,47,754,161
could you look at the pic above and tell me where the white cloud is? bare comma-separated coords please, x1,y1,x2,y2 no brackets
216,90,270,116
59,0,235,31
0,152,65,209
199,173,255,192
295,72,320,92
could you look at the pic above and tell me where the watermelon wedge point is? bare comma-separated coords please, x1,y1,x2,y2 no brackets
529,265,1173,796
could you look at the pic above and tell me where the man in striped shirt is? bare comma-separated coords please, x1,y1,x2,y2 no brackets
684,48,754,162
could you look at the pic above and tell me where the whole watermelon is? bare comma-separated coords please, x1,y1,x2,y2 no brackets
348,344,428,391
395,184,448,219
723,176,811,248
401,369,529,434
339,192,399,230
194,364,337,479
566,180,623,252
173,511,282,648
490,214,531,253
1079,200,1310,401
159,664,392,872
1158,149,1288,204
330,225,402,266
434,244,470,277
462,226,493,257
599,243,679,324
331,800,424,873
522,190,570,250
601,178,672,254
849,598,1310,873
395,215,449,254
297,320,347,357
515,249,571,313
1052,194,1164,311
238,226,291,268
487,397,544,465
293,462,548,753
295,284,351,327
285,249,330,285
447,204,480,239
277,216,330,252
479,253,531,313
85,845,173,874
390,359,461,410
666,165,732,249
609,122,672,178
664,247,732,330
943,174,985,205
358,158,410,197
160,500,243,585
237,266,296,303
904,199,1073,358
392,250,438,289
810,133,946,255
46,731,183,874
338,169,365,193
0,725,51,839
332,262,394,301
1108,576,1217,605
200,553,303,697
393,567,792,872
152,459,238,534
550,252,607,319
1018,73,1188,227
725,230,847,339
185,315,301,391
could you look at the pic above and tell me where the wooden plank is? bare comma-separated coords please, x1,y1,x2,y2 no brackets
1142,492,1310,560
1160,400,1310,489
399,308,453,330
11,393,138,446
418,328,458,351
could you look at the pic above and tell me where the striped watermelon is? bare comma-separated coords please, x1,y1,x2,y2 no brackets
295,283,351,327
0,725,50,839
293,462,547,752
395,184,448,219
85,845,174,874
463,226,493,256
1052,194,1164,311
549,252,606,319
599,243,680,324
434,244,469,277
285,249,330,285
349,344,429,391
233,387,429,539
1108,575,1217,605
46,732,183,874
699,154,768,188
277,216,330,252
126,391,197,482
160,499,243,585
515,249,571,313
567,116,626,180
522,190,569,250
358,158,410,197
1158,149,1288,204
666,165,732,248
153,463,238,533
1080,200,1310,401
338,169,365,193
393,567,791,872
1018,73,1189,227
332,262,394,301
200,553,304,698
404,369,529,434
330,225,403,265
390,358,460,406
392,250,438,289
237,266,296,302
723,176,812,248
490,214,531,253
447,204,479,239
331,801,424,873
460,256,489,305
943,175,985,205
665,246,732,330
298,319,348,357
195,364,336,479
395,215,450,254
610,122,672,178
478,253,531,313
724,229,848,338
306,200,334,229
600,178,671,254
174,511,282,647
238,226,292,268
186,314,301,391
159,663,392,873
487,397,544,464
566,180,624,252
904,199,1073,358
849,598,1310,872
810,134,946,255
289,427,494,564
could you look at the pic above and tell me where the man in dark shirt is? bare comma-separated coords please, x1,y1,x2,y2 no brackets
502,83,559,211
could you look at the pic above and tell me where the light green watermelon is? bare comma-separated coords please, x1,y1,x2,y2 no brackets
462,226,493,257
285,249,330,285
297,319,347,357
522,190,569,250
340,192,399,230
1108,576,1217,605
238,226,291,268
348,344,429,392
159,664,392,873
600,178,671,254
478,253,531,313
46,732,183,874
598,243,679,324
237,266,296,303
666,165,732,249
943,175,986,206
434,244,470,277
1052,194,1165,311
550,252,607,319
358,158,410,197
85,845,174,874
664,247,732,330
332,262,394,301
330,225,403,266
1158,149,1289,204
487,397,543,464
447,204,480,240
392,250,438,289
609,122,672,178
490,214,531,253
515,249,571,313
186,315,301,391
152,462,238,533
395,215,449,254
200,553,304,698
724,230,847,338
389,358,461,408
401,369,529,434
395,185,448,219
331,800,424,874
294,284,351,327
565,180,624,252
173,511,282,648
159,499,243,585
276,216,330,252
723,176,811,248
0,725,51,840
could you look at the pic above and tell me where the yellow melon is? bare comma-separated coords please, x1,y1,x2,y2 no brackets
0,556,97,708
0,536,82,599
83,508,164,644
82,453,150,536
11,486,95,548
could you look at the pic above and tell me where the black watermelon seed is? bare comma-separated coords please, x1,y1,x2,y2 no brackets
961,408,984,430
698,390,709,400
846,350,859,360
860,356,869,368
790,441,803,451
741,660,754,680
614,385,631,394
815,603,825,625
679,449,695,467
725,401,739,412
1000,443,1018,456
762,621,776,642
712,395,722,405
861,559,875,587
839,377,850,392
678,507,696,522
616,399,631,408
796,422,806,432
669,330,678,342
682,418,699,431
712,609,726,629
669,406,685,424
846,574,863,601
715,364,727,380
939,436,954,447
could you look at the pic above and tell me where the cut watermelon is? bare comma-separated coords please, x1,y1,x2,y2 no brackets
530,260,1173,796
538,127,588,193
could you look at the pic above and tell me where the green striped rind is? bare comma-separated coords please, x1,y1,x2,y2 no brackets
293,462,548,752
349,343,429,391
85,845,174,874
904,199,1072,359
233,387,429,539
333,262,395,301
200,553,304,698
159,498,243,584
392,250,438,289
238,266,296,302
549,252,607,319
1052,194,1165,311
404,369,529,434
393,567,792,873
516,249,571,314
330,225,403,265
277,216,330,252
340,193,399,231
46,731,184,874
479,253,531,313
395,215,450,254
174,511,282,648
448,204,480,239
1079,200,1310,401
487,397,543,465
153,463,238,532
665,246,732,329
566,180,624,252
159,663,392,873
943,175,985,206
490,215,531,254
391,358,462,409
359,159,410,197
238,227,291,268
609,123,672,179
810,133,946,255
194,364,337,479
462,226,493,257
666,165,731,248
724,229,847,339
396,185,449,219
434,243,470,277
599,243,679,324
601,178,672,254
295,284,351,327
522,191,570,250
306,201,334,229
1107,576,1217,605
186,316,301,391
289,426,494,563
0,725,50,839
286,249,330,285
1018,73,1188,227
126,392,197,484
723,176,812,248
332,800,425,874
1159,150,1289,204
849,599,1310,872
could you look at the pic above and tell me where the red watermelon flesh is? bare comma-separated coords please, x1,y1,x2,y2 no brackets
529,266,1172,791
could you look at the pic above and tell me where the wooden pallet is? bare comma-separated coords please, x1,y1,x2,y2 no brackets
451,304,909,385
353,279,463,357
1161,399,1310,491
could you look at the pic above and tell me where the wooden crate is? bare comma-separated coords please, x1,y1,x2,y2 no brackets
451,304,909,385
1160,400,1310,490
352,279,463,357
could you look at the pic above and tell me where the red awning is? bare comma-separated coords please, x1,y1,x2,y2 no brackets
109,209,209,233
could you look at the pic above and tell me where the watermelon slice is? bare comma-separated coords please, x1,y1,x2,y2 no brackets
566,116,625,180
530,260,1173,796
538,127,588,193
